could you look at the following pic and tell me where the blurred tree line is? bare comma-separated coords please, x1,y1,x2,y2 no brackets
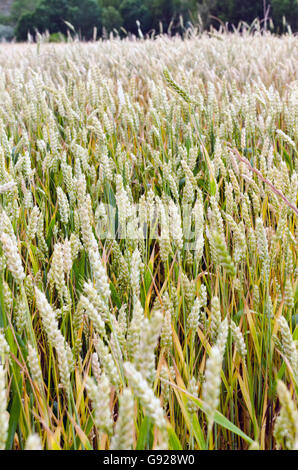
0,0,297,41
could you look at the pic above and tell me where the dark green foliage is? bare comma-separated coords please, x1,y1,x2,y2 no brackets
15,0,69,40
210,0,264,27
67,0,102,39
102,6,123,33
119,0,153,35
208,0,298,31
150,0,186,32
271,0,298,32
10,0,36,22
15,0,102,40
10,0,298,41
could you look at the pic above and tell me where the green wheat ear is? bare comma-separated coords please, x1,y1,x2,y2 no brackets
163,69,192,104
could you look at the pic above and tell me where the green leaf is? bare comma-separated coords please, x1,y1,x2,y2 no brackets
191,413,206,449
167,425,183,450
0,275,6,329
136,416,153,450
110,282,121,309
210,179,217,197
181,389,255,445
6,377,22,450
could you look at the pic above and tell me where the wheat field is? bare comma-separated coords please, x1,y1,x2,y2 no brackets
0,30,297,450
